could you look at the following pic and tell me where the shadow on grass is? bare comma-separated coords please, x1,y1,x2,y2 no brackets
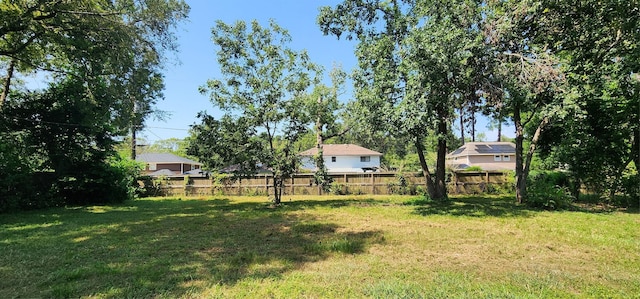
409,196,536,218
0,198,384,298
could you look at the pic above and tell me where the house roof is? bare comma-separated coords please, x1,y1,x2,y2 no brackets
136,153,203,165
448,142,516,157
299,144,383,157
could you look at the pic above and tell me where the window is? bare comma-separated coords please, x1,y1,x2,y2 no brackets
360,156,371,162
149,163,157,171
503,155,511,161
494,155,502,161
331,157,336,162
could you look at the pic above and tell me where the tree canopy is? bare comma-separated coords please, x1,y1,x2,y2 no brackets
0,0,189,211
191,19,321,205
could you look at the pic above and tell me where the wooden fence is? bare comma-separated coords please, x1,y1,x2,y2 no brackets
140,171,514,197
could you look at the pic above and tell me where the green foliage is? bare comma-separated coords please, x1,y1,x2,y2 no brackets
312,149,333,192
188,114,261,175
196,19,321,204
319,0,489,200
330,182,347,195
619,174,640,208
486,171,516,195
387,173,409,195
58,156,143,205
0,1,189,211
526,171,574,210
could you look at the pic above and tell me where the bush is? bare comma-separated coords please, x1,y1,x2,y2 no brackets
615,174,639,209
58,156,143,205
487,171,515,195
330,182,347,195
526,171,574,210
388,173,409,195
1,154,143,213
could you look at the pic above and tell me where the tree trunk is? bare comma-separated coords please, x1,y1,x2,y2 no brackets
316,96,324,148
272,176,282,205
435,115,448,199
523,116,550,183
497,120,502,142
131,127,137,160
514,103,526,204
633,127,640,174
470,110,476,142
415,138,437,198
0,59,16,108
459,108,465,143
515,102,550,204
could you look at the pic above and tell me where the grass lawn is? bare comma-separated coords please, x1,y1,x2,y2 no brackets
1,195,639,298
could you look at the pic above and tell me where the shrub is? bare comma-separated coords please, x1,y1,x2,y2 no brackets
487,171,516,195
59,156,143,205
616,174,639,209
330,182,347,195
388,173,409,195
526,171,574,210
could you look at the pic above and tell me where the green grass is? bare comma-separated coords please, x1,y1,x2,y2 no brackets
1,195,639,298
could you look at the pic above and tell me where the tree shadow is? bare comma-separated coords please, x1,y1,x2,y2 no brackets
411,196,536,218
0,198,384,298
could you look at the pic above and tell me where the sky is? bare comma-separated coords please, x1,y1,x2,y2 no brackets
142,0,358,142
142,0,512,144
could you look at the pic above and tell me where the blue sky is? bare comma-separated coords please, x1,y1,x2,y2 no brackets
143,0,358,142
142,0,511,143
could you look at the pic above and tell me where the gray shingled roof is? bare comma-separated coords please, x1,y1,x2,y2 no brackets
448,142,515,157
136,153,203,165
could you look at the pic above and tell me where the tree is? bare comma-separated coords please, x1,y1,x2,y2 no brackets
197,20,320,205
1,77,142,209
302,65,348,190
0,1,189,209
0,0,189,141
318,0,485,200
187,113,262,174
482,0,640,204
480,0,566,203
525,0,640,200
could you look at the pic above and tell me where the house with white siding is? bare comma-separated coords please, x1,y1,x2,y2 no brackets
299,144,383,173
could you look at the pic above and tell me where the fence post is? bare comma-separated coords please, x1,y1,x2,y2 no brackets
371,173,375,195
454,172,459,194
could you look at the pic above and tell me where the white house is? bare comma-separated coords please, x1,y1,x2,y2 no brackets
446,142,516,171
299,144,383,173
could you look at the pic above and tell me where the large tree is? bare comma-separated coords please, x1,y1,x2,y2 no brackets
318,0,485,200
0,0,189,208
0,0,189,147
484,0,639,203
196,19,320,205
525,0,640,199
